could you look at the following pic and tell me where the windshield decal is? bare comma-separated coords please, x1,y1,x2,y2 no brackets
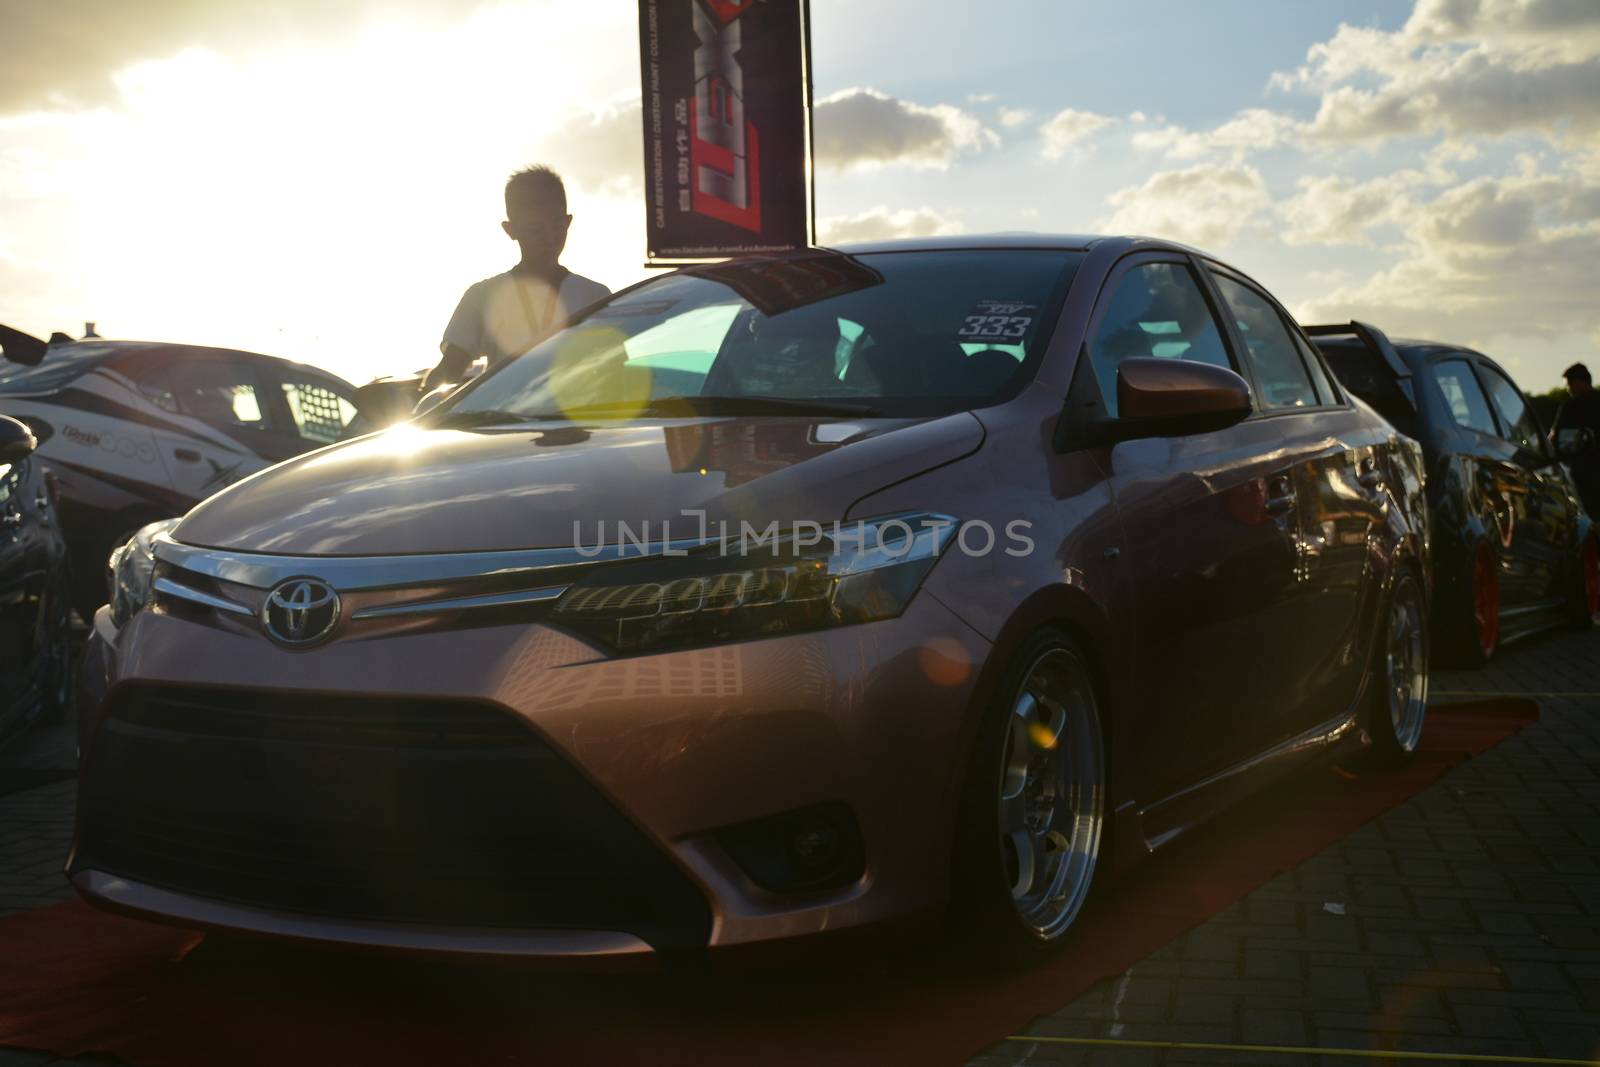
957,300,1038,343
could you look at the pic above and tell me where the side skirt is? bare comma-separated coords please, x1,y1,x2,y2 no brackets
1132,708,1365,856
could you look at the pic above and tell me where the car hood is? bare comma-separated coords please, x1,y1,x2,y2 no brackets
173,414,984,555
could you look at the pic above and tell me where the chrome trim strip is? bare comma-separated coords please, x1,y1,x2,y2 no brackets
152,532,716,592
152,575,254,617
152,510,961,593
351,584,568,620
71,870,655,958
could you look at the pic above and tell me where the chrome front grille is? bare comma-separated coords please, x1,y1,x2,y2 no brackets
147,532,717,635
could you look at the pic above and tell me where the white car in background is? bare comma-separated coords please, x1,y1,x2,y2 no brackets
0,326,365,614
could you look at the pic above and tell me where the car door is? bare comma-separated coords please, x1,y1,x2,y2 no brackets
1477,359,1573,604
1428,356,1537,608
144,358,278,503
1079,254,1309,798
1202,265,1384,736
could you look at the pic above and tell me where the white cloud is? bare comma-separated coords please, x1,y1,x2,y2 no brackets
997,106,1033,128
1269,4,1600,148
1296,165,1600,346
814,88,997,171
1406,0,1600,59
1099,164,1271,248
1131,108,1298,162
1305,51,1600,145
1279,172,1433,246
0,0,460,113
539,101,643,197
1038,107,1115,159
817,205,963,244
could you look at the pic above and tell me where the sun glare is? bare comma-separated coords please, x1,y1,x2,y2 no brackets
1,1,646,388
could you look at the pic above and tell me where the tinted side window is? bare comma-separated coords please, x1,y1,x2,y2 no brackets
131,366,180,413
167,361,271,431
1479,364,1542,453
281,377,359,444
1319,341,1414,430
1293,331,1339,406
1209,273,1319,409
1432,359,1497,435
1089,262,1232,418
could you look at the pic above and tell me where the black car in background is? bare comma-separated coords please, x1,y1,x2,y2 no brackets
0,415,72,744
1310,322,1598,665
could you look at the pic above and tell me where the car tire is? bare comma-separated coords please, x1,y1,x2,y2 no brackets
1447,541,1499,669
952,630,1106,962
1367,568,1429,766
1568,533,1598,630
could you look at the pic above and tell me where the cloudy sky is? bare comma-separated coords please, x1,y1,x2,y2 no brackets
1,0,1596,389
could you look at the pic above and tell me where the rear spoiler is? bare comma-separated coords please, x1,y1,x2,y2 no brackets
0,324,49,367
1303,320,1416,409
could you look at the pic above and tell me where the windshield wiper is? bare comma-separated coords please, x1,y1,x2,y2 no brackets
430,409,537,428
667,395,886,417
444,396,889,422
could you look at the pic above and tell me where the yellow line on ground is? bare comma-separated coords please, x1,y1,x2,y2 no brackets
1433,690,1600,699
1005,1034,1598,1064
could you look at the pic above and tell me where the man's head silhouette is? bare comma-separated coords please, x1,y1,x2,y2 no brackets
502,165,571,271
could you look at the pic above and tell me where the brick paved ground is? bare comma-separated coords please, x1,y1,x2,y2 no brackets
0,720,77,919
1,627,1596,1066
971,624,1600,1066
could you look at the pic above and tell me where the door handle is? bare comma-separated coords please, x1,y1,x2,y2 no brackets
174,448,202,463
1,512,20,529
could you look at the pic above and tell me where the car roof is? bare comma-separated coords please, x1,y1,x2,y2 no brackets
1316,333,1491,365
824,232,1209,257
35,339,355,387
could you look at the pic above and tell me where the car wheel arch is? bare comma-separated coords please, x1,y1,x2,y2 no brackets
939,583,1125,892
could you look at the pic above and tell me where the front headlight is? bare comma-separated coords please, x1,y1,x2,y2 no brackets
107,519,181,627
551,512,957,654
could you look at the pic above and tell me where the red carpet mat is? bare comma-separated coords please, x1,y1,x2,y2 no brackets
0,699,1536,1067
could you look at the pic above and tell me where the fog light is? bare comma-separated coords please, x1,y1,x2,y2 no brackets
788,821,838,872
713,802,864,894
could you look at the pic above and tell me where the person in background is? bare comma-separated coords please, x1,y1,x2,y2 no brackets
1552,361,1600,518
424,166,610,394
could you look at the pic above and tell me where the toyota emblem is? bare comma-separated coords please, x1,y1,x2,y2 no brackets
261,578,341,647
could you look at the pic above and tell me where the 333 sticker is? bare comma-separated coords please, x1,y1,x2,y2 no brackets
957,300,1038,342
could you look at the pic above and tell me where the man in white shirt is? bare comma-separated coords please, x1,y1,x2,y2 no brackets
425,166,611,393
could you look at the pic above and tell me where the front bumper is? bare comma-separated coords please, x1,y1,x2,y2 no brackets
72,590,990,959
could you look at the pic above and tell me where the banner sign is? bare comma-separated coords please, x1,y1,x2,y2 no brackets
639,0,813,264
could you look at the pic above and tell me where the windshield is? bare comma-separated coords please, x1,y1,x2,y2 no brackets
0,350,101,394
439,249,1083,421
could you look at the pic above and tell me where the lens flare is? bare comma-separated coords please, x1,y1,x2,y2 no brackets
1028,721,1059,750
918,637,971,688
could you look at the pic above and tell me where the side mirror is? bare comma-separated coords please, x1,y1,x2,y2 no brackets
412,382,458,418
1107,357,1253,442
0,414,38,464
1553,427,1596,461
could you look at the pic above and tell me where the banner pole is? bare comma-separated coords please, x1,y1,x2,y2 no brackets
802,0,816,247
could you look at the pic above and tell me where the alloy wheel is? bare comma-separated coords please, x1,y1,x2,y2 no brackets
1386,579,1429,752
997,649,1104,941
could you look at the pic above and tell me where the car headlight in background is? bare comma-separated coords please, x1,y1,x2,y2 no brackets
552,512,958,654
108,519,181,627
